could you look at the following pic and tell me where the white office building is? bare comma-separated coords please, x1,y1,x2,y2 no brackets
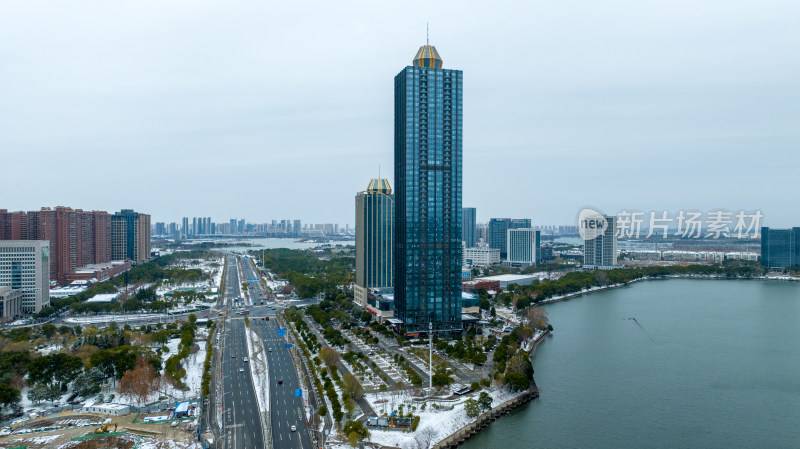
505,228,540,267
0,241,51,313
463,247,501,267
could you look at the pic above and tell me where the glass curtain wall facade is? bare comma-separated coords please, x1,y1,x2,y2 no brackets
489,218,531,259
760,227,800,268
394,45,463,334
462,207,476,247
355,179,394,289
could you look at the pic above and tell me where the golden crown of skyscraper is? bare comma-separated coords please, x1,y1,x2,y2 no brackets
413,45,442,68
366,178,392,195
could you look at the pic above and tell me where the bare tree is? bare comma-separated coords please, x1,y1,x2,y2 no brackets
525,306,548,330
415,426,438,449
507,352,532,379
119,357,158,405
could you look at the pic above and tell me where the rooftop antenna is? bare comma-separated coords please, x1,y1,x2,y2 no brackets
427,22,429,46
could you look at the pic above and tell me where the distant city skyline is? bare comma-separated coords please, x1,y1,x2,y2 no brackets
1,1,799,226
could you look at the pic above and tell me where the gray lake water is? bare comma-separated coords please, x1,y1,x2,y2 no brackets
202,237,354,253
460,279,800,449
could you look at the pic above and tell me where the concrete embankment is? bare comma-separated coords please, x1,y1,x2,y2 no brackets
538,274,783,307
430,329,549,449
432,385,539,449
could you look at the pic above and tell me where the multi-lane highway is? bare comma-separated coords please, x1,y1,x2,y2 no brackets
223,256,241,308
219,318,265,449
217,255,264,449
253,317,314,449
241,255,268,304
214,253,315,448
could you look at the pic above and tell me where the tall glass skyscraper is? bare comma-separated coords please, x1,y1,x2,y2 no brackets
462,207,476,247
354,178,394,308
394,43,463,334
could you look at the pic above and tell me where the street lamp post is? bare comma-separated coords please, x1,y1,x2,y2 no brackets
429,318,433,395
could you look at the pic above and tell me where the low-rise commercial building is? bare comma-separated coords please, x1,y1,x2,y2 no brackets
66,260,131,283
461,291,480,314
463,247,500,267
82,403,130,416
0,286,23,321
50,285,89,299
84,293,117,304
474,274,543,289
365,288,395,323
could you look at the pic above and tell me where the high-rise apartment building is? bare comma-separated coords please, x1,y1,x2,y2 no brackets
489,218,531,259
111,210,151,264
760,227,800,268
506,228,540,267
462,207,476,248
0,208,111,284
153,222,166,236
294,220,302,236
583,216,617,268
354,179,394,308
0,240,50,313
394,43,463,334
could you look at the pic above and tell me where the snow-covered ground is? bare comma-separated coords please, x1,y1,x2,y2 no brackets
5,334,209,448
539,284,625,304
158,332,207,402
6,434,60,445
244,326,269,414
765,274,800,281
62,306,212,326
362,387,524,449
265,278,287,292
522,329,547,353
63,313,173,325
110,331,208,405
154,256,223,298
52,433,202,449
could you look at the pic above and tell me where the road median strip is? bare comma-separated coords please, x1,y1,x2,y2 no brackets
245,322,271,448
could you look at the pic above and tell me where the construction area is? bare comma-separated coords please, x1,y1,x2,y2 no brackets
0,409,202,449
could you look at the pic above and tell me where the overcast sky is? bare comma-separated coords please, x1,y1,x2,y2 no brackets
1,0,799,227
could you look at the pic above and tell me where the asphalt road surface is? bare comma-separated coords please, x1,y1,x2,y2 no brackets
253,317,314,449
219,318,265,449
